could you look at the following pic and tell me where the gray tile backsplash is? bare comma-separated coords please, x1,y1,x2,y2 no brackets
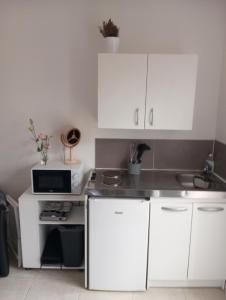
95,138,214,171
154,140,213,170
95,139,154,169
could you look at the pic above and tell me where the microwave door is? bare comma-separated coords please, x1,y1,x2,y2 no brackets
32,170,71,193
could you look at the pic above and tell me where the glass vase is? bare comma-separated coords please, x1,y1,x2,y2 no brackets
40,152,48,165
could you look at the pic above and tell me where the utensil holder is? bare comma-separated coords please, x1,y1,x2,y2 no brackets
128,163,141,175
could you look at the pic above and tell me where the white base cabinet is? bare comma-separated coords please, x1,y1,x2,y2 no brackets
19,196,40,268
148,199,226,285
149,202,192,280
18,188,86,270
188,203,226,280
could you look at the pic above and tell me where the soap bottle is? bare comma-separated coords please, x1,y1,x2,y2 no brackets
203,153,214,175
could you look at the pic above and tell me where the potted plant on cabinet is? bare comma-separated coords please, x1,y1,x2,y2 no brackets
99,18,120,53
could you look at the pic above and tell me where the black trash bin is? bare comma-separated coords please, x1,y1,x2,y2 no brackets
59,225,84,267
0,192,9,277
41,228,63,266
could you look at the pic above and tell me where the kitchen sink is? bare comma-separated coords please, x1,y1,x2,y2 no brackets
176,173,211,189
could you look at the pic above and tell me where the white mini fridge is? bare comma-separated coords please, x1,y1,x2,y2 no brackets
88,198,150,291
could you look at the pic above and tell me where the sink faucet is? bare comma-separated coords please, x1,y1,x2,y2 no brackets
203,153,214,176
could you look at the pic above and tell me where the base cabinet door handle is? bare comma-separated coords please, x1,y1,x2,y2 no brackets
198,207,224,212
161,207,188,212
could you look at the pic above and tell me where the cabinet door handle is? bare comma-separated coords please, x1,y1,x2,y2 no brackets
198,207,224,212
149,108,154,126
135,108,139,126
161,206,188,212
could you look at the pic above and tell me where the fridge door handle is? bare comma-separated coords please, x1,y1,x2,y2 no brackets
114,211,124,215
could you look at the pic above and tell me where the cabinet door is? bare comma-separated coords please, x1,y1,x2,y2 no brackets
98,54,147,129
148,202,192,280
188,203,226,280
145,54,198,130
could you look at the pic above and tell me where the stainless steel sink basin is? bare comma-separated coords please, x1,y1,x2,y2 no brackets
176,174,197,188
176,173,211,189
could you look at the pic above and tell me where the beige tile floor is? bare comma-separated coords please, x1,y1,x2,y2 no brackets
1,259,226,300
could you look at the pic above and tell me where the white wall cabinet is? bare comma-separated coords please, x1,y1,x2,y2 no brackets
188,203,226,280
98,54,198,130
145,55,198,130
148,202,192,280
98,54,147,129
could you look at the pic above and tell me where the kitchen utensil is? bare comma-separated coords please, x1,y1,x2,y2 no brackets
136,144,151,163
129,143,137,164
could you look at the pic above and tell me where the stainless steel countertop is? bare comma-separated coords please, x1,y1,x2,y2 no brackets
85,170,226,199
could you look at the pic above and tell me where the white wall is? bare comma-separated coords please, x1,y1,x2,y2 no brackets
0,0,225,198
216,2,226,144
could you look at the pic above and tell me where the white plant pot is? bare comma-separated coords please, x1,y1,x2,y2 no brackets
103,37,120,53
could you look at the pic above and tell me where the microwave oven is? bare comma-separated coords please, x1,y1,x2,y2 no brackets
31,161,84,194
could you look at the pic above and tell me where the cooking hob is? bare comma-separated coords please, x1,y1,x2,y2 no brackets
86,169,151,198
